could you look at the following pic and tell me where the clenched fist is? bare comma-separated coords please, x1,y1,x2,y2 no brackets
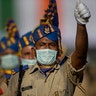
74,0,91,24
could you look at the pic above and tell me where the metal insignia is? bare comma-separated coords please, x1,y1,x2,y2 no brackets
44,25,50,34
29,35,35,43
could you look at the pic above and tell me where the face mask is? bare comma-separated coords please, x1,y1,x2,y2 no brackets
1,54,19,69
21,58,37,66
36,49,57,65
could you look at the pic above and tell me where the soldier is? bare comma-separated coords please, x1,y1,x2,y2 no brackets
7,31,37,96
0,18,20,96
7,0,91,96
0,37,19,79
0,36,20,96
19,31,37,68
13,31,37,73
0,18,20,80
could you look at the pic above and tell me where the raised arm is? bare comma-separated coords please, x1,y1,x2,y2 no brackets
71,1,91,70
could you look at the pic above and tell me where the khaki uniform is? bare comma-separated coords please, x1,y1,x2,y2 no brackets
0,73,8,96
73,67,96,96
7,57,85,96
73,70,88,96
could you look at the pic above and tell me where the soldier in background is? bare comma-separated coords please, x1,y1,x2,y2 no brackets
18,31,37,68
0,36,19,96
0,19,20,80
6,31,37,96
0,19,20,96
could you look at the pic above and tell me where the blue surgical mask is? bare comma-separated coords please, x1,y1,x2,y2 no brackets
36,49,57,65
1,54,19,69
21,58,37,66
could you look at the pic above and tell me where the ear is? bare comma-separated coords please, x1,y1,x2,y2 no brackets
56,48,61,61
57,48,63,56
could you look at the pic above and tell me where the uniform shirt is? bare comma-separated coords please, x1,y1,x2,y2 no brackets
0,73,8,96
73,68,96,96
7,57,85,96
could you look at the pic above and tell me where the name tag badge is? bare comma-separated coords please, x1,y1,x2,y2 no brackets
21,86,32,91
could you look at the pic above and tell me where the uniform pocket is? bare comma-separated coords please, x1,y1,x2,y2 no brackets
52,90,68,96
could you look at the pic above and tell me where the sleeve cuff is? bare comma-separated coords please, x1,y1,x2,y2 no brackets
67,56,86,73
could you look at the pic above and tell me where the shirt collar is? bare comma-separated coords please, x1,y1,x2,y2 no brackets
29,63,60,74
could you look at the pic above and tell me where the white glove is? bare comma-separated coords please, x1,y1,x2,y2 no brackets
74,1,91,24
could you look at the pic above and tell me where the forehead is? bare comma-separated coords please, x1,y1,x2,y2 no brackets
22,45,35,52
22,45,34,50
36,37,57,44
0,48,16,55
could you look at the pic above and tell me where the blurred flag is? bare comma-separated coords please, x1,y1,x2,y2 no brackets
0,0,13,30
0,0,13,38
